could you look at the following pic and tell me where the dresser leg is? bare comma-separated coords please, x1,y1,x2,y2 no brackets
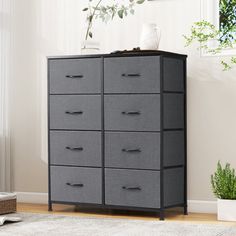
184,206,188,215
159,210,165,220
48,203,53,211
107,209,113,215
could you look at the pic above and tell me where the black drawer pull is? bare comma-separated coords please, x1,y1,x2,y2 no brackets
122,148,141,153
66,75,84,79
121,73,140,78
65,111,83,115
122,186,141,191
121,111,141,115
66,146,83,151
66,183,84,187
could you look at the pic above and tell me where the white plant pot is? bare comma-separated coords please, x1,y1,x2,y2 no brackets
217,199,236,221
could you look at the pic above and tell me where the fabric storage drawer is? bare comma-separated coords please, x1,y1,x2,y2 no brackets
50,131,102,167
105,169,160,208
163,94,184,129
163,131,185,167
49,58,101,94
50,166,102,204
164,167,185,207
163,57,185,92
104,56,160,93
50,95,101,130
104,95,160,131
105,132,160,170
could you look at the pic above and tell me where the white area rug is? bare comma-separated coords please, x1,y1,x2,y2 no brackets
0,213,236,236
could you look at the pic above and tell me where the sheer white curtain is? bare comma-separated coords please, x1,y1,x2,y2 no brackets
0,0,11,192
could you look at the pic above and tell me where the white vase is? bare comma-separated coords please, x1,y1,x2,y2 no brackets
217,199,236,221
139,23,161,50
81,25,101,54
81,39,100,55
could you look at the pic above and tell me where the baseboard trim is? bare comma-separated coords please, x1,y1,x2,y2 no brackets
188,200,217,214
16,192,48,204
16,192,217,213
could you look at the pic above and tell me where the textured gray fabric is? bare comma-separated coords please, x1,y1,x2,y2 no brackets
49,58,101,94
105,169,160,208
104,95,160,131
163,94,184,129
163,131,185,167
105,132,160,170
50,95,101,130
104,56,160,94
164,168,184,206
163,57,185,92
50,131,102,167
51,166,102,204
1,213,236,236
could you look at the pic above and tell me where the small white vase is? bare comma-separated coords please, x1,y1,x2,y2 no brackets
139,23,161,50
80,25,101,54
81,40,100,55
217,199,236,221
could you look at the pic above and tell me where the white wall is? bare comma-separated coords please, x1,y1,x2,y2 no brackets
9,0,236,203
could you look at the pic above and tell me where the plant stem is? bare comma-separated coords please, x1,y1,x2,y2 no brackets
85,0,103,40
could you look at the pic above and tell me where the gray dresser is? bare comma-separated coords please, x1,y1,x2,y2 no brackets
48,51,187,220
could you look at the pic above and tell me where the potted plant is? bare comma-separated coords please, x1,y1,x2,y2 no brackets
81,0,145,53
211,161,236,221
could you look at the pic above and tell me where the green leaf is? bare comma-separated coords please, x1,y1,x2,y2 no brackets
82,8,89,11
89,32,93,38
137,0,145,4
118,9,124,18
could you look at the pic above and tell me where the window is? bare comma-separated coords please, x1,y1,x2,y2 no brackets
219,0,236,42
201,0,236,56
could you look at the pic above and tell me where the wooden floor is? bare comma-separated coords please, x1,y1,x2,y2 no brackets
17,203,236,226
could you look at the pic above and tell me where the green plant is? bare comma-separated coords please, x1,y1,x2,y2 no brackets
184,0,236,70
82,0,145,41
219,0,236,42
211,161,236,200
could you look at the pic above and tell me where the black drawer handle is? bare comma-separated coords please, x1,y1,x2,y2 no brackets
122,186,141,191
121,73,141,78
66,146,83,151
66,183,84,187
66,75,84,79
65,111,83,115
122,148,141,153
121,111,141,115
